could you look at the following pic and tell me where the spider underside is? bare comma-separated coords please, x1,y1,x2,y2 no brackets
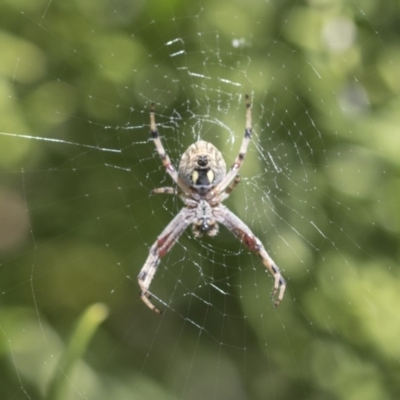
138,95,286,314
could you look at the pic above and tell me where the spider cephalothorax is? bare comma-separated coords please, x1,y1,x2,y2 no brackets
138,95,286,314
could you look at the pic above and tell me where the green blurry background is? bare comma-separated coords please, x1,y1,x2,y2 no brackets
1,0,400,399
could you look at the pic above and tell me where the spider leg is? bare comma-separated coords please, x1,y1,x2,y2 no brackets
214,205,286,307
211,95,252,196
138,208,194,314
219,175,241,202
150,103,192,194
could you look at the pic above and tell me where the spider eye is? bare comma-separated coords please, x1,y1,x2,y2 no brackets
197,156,208,167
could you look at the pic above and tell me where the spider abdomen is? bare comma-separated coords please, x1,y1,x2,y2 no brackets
178,140,226,192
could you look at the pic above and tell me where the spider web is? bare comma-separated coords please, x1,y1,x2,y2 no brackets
1,0,400,399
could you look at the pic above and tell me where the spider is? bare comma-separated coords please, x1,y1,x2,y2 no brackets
138,95,286,314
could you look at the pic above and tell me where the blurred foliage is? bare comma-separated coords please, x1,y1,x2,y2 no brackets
1,0,400,399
